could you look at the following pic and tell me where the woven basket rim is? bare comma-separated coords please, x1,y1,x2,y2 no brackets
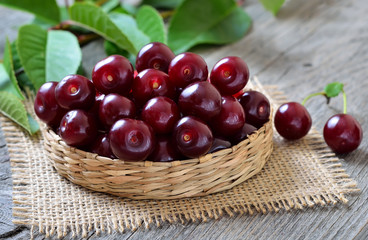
45,118,272,168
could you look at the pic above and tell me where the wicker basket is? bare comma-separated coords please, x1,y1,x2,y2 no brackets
43,117,273,200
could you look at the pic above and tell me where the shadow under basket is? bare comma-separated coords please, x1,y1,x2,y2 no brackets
42,119,273,200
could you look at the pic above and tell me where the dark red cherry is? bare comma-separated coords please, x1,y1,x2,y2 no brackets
90,134,116,159
238,91,270,128
168,52,208,89
148,136,183,162
274,102,312,140
141,96,180,134
323,114,363,154
178,81,222,122
230,123,257,145
210,56,249,95
135,42,175,73
99,93,136,128
208,137,231,153
34,81,67,128
210,96,245,138
173,116,213,158
132,69,175,106
59,110,98,147
92,55,134,96
109,119,155,161
55,74,96,110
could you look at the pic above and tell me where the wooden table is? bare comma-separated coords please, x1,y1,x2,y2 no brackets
1,0,367,239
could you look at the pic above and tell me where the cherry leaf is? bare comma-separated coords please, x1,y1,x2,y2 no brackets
324,82,344,98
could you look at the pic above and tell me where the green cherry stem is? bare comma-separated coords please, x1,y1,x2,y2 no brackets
301,92,325,106
342,89,347,114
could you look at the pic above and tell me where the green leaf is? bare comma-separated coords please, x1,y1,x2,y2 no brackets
136,5,166,43
108,12,150,53
1,38,24,100
0,91,33,134
142,0,183,9
46,30,82,83
101,0,120,12
69,2,140,55
17,24,82,90
324,82,344,98
10,41,22,71
111,3,137,15
168,0,251,54
17,25,47,90
259,0,285,15
27,113,40,134
0,0,60,23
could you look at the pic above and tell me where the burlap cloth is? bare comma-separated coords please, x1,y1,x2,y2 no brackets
1,79,359,238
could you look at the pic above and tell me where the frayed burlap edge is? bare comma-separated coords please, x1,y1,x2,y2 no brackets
1,78,359,238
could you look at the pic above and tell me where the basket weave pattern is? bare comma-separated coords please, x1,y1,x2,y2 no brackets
43,118,273,200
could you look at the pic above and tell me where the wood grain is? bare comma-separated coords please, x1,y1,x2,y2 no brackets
1,0,367,239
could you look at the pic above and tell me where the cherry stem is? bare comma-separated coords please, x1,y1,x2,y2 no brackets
301,92,325,106
342,89,347,114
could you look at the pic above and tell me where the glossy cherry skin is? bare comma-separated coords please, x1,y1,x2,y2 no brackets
208,137,231,153
148,136,184,162
109,119,155,161
141,96,180,135
230,123,257,145
90,133,116,159
238,90,270,129
168,52,208,89
132,69,176,106
323,114,363,154
178,81,222,122
55,74,96,110
173,116,213,158
210,96,245,138
210,56,249,95
59,110,98,147
99,93,136,128
34,81,67,128
274,102,312,140
92,55,134,96
135,42,175,73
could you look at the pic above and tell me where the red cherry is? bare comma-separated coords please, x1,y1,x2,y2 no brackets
148,136,183,162
59,110,98,147
99,93,136,128
92,55,134,96
168,52,208,89
210,96,245,138
208,137,231,153
90,133,116,159
238,90,271,129
109,119,155,161
132,69,175,106
210,56,249,95
178,81,222,122
141,96,180,135
55,74,96,110
274,102,312,140
34,81,67,128
173,116,213,158
135,42,175,73
323,114,363,154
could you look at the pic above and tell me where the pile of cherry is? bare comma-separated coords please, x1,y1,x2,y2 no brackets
34,42,271,162
34,42,363,162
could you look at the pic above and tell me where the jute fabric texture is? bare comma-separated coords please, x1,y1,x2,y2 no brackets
1,79,359,238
